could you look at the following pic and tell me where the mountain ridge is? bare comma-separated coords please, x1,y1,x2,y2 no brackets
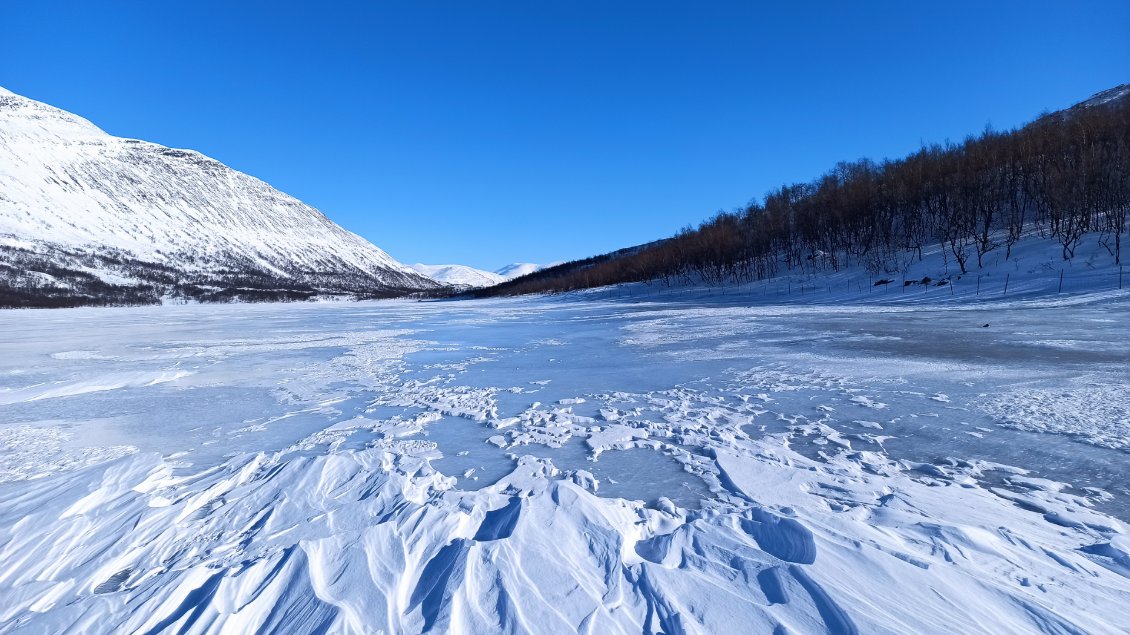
410,263,505,288
0,86,438,307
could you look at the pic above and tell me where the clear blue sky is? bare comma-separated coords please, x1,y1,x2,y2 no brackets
3,2,1127,271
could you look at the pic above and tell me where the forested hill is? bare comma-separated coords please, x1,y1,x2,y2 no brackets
474,84,1130,297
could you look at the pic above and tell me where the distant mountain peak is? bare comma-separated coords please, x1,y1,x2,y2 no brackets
410,263,505,288
0,86,107,138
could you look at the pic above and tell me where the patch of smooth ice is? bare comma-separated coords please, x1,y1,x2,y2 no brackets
418,416,713,509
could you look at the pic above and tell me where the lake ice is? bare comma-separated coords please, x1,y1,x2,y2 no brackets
1,293,1128,633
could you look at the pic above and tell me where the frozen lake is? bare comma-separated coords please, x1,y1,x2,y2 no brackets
1,294,1128,633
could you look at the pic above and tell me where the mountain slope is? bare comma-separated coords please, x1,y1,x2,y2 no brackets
495,262,548,279
0,86,438,306
410,263,505,288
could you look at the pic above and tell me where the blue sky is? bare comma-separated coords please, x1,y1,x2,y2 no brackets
3,2,1127,271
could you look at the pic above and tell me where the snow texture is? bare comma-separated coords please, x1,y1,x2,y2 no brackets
2,285,1129,634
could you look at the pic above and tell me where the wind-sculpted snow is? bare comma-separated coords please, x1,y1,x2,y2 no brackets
1,296,1129,633
0,87,436,301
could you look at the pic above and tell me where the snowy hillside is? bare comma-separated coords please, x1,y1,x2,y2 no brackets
409,262,560,288
495,262,546,279
1052,83,1130,115
0,86,438,306
410,263,505,288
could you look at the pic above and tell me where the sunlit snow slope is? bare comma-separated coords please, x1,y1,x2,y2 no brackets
410,263,506,288
0,86,437,305
495,262,545,279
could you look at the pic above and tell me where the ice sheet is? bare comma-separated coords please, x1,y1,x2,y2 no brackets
1,294,1128,633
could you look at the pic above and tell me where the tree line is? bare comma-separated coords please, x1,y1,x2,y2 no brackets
0,245,429,308
476,87,1130,297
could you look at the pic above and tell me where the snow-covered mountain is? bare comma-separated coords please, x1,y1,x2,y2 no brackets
410,261,563,289
495,262,548,280
409,263,505,288
0,86,438,306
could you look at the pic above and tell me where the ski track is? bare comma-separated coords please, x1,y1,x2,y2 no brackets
1,296,1129,634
